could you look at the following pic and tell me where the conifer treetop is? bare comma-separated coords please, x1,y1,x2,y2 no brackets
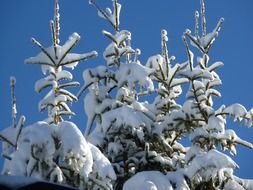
25,0,97,124
0,77,25,155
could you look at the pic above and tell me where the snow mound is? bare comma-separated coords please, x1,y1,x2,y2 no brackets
123,171,173,190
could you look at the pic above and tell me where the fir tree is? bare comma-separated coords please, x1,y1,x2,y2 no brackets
81,0,184,188
82,0,253,189
0,1,116,189
122,0,253,189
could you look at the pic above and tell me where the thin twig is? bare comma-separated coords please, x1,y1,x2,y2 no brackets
60,52,97,67
31,37,56,65
25,60,55,67
182,35,193,71
77,75,117,99
76,83,92,99
57,35,81,66
85,114,97,138
89,0,116,30
50,20,58,60
15,116,25,148
2,154,12,160
114,0,120,31
205,17,224,54
58,82,80,89
0,134,15,147
184,32,206,54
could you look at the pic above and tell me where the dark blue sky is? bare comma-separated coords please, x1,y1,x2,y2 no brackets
1,0,253,179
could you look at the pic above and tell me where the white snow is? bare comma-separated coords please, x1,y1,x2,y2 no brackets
88,143,116,180
101,105,152,141
170,78,189,88
96,1,121,29
166,171,190,190
184,149,238,179
116,62,154,91
224,180,245,190
57,121,93,178
83,66,110,88
199,31,217,48
84,89,113,137
9,121,57,177
39,90,67,111
103,30,134,66
204,115,225,134
207,61,224,72
235,177,253,190
35,78,57,93
146,54,165,72
3,121,95,183
25,32,97,73
224,103,247,122
0,116,25,147
123,171,173,190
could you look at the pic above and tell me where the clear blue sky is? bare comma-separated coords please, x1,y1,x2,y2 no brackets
1,0,253,179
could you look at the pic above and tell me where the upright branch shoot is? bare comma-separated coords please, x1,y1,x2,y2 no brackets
126,37,131,63
182,35,193,71
54,0,60,45
201,0,207,37
161,29,170,78
113,0,120,31
134,49,141,63
195,11,199,38
50,20,58,60
10,76,17,128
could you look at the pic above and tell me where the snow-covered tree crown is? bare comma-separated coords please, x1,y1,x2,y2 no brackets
82,0,253,189
1,1,116,190
25,0,97,124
